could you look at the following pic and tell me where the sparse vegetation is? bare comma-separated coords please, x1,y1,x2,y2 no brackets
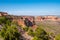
55,34,60,40
23,26,29,32
0,16,22,40
27,26,49,40
0,16,60,40
28,27,35,37
0,25,20,40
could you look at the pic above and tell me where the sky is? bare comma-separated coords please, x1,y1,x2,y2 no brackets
0,0,60,16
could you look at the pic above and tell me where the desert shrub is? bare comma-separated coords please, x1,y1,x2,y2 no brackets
0,16,11,25
55,34,60,40
34,27,48,40
0,16,22,40
28,27,35,37
0,25,21,40
23,27,29,32
32,36,42,40
27,26,49,40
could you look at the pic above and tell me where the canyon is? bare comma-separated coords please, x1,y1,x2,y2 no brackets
0,12,60,27
0,12,60,40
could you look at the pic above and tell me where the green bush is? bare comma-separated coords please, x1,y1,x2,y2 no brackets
0,25,21,40
35,27,48,40
28,26,49,40
32,36,42,40
55,34,60,40
28,27,35,37
23,27,29,32
0,16,11,25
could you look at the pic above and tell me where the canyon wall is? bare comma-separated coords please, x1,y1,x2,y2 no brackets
0,12,60,27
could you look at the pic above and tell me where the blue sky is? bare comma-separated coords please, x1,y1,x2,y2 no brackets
0,0,60,16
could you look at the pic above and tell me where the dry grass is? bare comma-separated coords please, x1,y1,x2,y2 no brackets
36,21,60,35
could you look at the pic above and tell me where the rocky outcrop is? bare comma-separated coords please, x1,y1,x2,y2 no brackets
35,16,58,22
0,12,8,16
0,12,60,27
44,16,58,21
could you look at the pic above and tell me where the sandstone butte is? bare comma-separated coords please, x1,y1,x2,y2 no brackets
0,12,60,28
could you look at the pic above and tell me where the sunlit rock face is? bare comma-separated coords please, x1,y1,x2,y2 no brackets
17,16,35,27
0,12,8,16
35,16,44,22
44,16,58,21
17,18,25,27
12,16,60,27
22,16,34,22
0,12,60,27
57,18,60,21
35,16,59,22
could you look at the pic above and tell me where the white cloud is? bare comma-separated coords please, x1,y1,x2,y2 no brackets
8,10,60,16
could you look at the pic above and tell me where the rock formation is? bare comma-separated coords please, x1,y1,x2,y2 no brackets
0,12,60,27
0,12,8,16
